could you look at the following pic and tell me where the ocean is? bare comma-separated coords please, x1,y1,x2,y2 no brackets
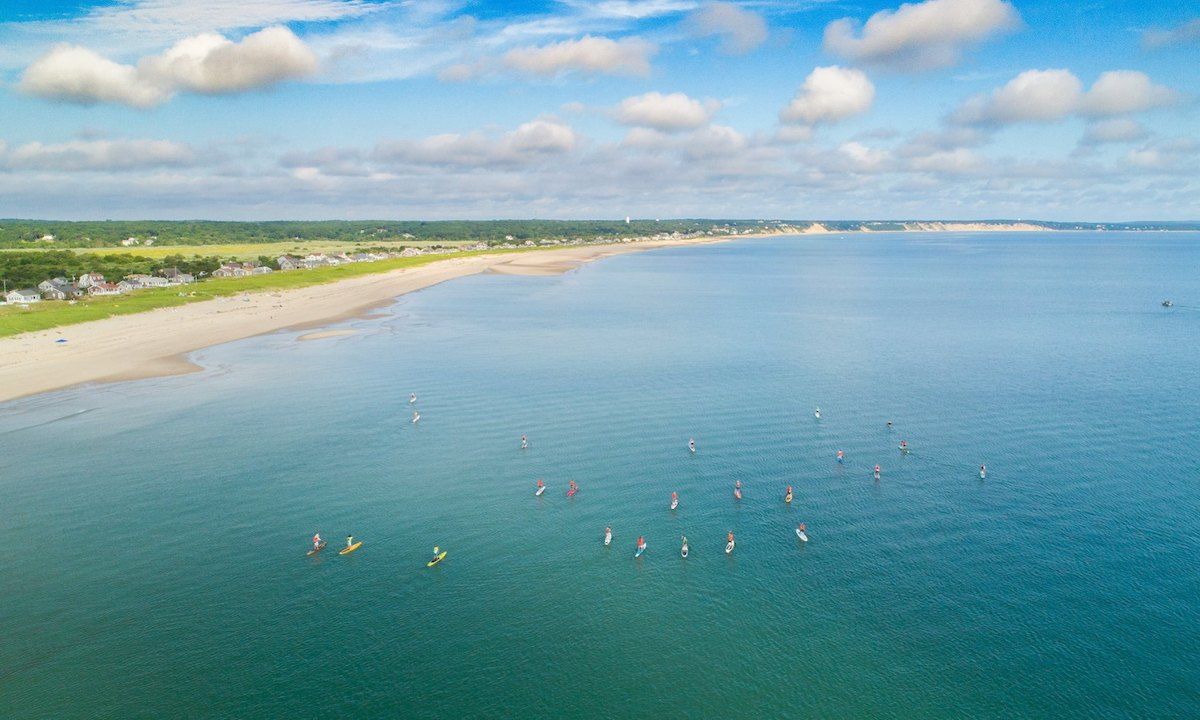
1,232,1197,718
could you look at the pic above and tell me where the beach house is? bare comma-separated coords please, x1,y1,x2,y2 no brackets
87,282,122,296
160,268,195,284
77,273,105,289
277,255,303,271
6,288,42,304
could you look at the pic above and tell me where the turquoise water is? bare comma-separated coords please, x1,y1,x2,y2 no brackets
2,232,1198,718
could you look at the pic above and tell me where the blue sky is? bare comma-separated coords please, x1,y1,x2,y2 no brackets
0,0,1196,220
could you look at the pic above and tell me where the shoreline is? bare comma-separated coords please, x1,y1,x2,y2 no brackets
0,237,734,403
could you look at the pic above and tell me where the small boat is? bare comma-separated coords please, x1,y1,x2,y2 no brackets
427,551,447,567
635,543,646,558
536,485,546,496
796,528,808,542
307,541,327,556
604,530,612,546
339,541,362,556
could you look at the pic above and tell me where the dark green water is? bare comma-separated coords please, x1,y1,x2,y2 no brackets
2,233,1198,718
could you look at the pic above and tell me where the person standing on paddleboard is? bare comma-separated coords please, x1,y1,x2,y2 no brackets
312,532,322,551
346,535,354,549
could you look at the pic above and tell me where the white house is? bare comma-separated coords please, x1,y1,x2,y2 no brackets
6,288,42,304
277,255,303,271
160,268,194,284
77,273,105,289
87,282,122,296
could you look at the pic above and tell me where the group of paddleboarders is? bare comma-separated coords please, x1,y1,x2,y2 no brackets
307,531,445,566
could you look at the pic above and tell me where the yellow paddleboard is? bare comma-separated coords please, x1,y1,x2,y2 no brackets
427,551,447,567
339,542,362,555
785,494,792,504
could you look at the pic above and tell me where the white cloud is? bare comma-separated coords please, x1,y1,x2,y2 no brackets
373,119,578,168
502,35,656,77
1080,71,1179,117
952,69,1083,124
780,66,875,127
19,26,317,107
614,92,719,131
683,124,746,159
18,44,169,108
0,138,195,171
685,2,769,55
954,69,1179,125
140,26,317,94
1142,18,1200,48
1081,119,1147,145
562,0,698,20
907,147,985,175
838,141,889,171
824,0,1021,70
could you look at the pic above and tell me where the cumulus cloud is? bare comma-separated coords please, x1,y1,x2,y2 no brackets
824,0,1021,70
838,141,890,171
19,26,317,107
1079,71,1179,117
373,119,578,168
953,69,1179,125
0,138,195,171
780,66,875,127
685,2,769,55
1142,18,1200,48
906,147,985,175
19,45,169,108
952,69,1082,125
614,92,719,131
1081,119,1147,145
618,122,749,160
502,35,656,77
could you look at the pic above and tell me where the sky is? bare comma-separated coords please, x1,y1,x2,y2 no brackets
0,0,1196,221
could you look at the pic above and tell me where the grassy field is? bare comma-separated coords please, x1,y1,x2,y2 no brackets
0,240,475,261
0,246,525,339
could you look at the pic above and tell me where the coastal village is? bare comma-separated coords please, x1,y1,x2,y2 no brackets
0,224,778,307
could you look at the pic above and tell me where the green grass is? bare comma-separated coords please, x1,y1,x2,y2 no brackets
0,246,536,339
0,240,473,261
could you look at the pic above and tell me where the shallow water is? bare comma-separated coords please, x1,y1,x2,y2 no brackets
2,232,1198,718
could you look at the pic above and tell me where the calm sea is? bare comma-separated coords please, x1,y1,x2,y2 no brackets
1,232,1197,719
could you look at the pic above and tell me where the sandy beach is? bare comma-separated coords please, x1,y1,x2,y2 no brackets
0,237,730,403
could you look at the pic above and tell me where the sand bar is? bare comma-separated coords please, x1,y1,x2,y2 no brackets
0,238,730,402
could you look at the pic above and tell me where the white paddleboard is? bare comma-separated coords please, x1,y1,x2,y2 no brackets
604,532,612,546
796,529,808,542
635,544,646,558
725,541,734,555
681,544,688,558
536,485,546,496
670,499,678,510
